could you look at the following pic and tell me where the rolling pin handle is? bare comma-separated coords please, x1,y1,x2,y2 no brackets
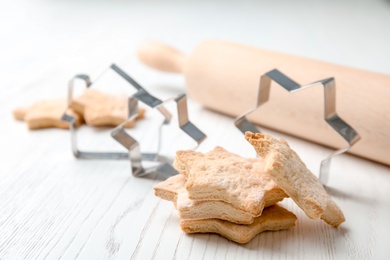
137,41,186,73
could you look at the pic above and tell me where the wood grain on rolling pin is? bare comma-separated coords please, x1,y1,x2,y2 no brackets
138,40,390,166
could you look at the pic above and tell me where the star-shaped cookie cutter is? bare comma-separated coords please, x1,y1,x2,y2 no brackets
235,69,360,185
62,64,206,178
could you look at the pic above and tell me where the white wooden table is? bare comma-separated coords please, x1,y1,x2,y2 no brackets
1,0,390,259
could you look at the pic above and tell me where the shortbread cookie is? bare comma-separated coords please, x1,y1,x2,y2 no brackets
13,99,83,130
70,89,145,128
154,174,186,205
177,188,255,224
154,174,255,224
181,204,297,244
245,132,345,227
13,107,29,121
173,147,288,216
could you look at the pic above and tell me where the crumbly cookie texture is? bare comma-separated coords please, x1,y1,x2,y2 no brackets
70,89,145,128
154,174,256,224
180,204,297,244
13,99,83,130
154,174,186,206
245,131,345,227
173,146,288,217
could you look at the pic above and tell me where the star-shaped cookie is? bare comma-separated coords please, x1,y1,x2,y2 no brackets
154,174,256,224
13,99,83,130
181,204,297,244
245,132,345,227
70,89,145,128
173,146,288,216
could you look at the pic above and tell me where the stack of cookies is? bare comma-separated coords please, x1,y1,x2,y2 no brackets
154,132,345,244
154,146,296,244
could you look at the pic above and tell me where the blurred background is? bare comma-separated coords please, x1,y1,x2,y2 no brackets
1,0,390,103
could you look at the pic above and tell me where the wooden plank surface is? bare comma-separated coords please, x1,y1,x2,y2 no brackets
1,0,390,259
2,93,390,259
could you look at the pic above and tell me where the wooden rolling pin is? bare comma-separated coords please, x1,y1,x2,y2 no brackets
137,40,390,166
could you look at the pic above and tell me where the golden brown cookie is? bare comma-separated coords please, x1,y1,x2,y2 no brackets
70,89,145,128
245,131,345,227
13,99,83,130
173,147,288,217
154,174,256,224
154,174,186,205
181,204,297,244
13,107,29,121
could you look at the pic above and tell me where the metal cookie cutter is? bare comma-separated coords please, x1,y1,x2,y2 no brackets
235,69,360,185
62,64,206,178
